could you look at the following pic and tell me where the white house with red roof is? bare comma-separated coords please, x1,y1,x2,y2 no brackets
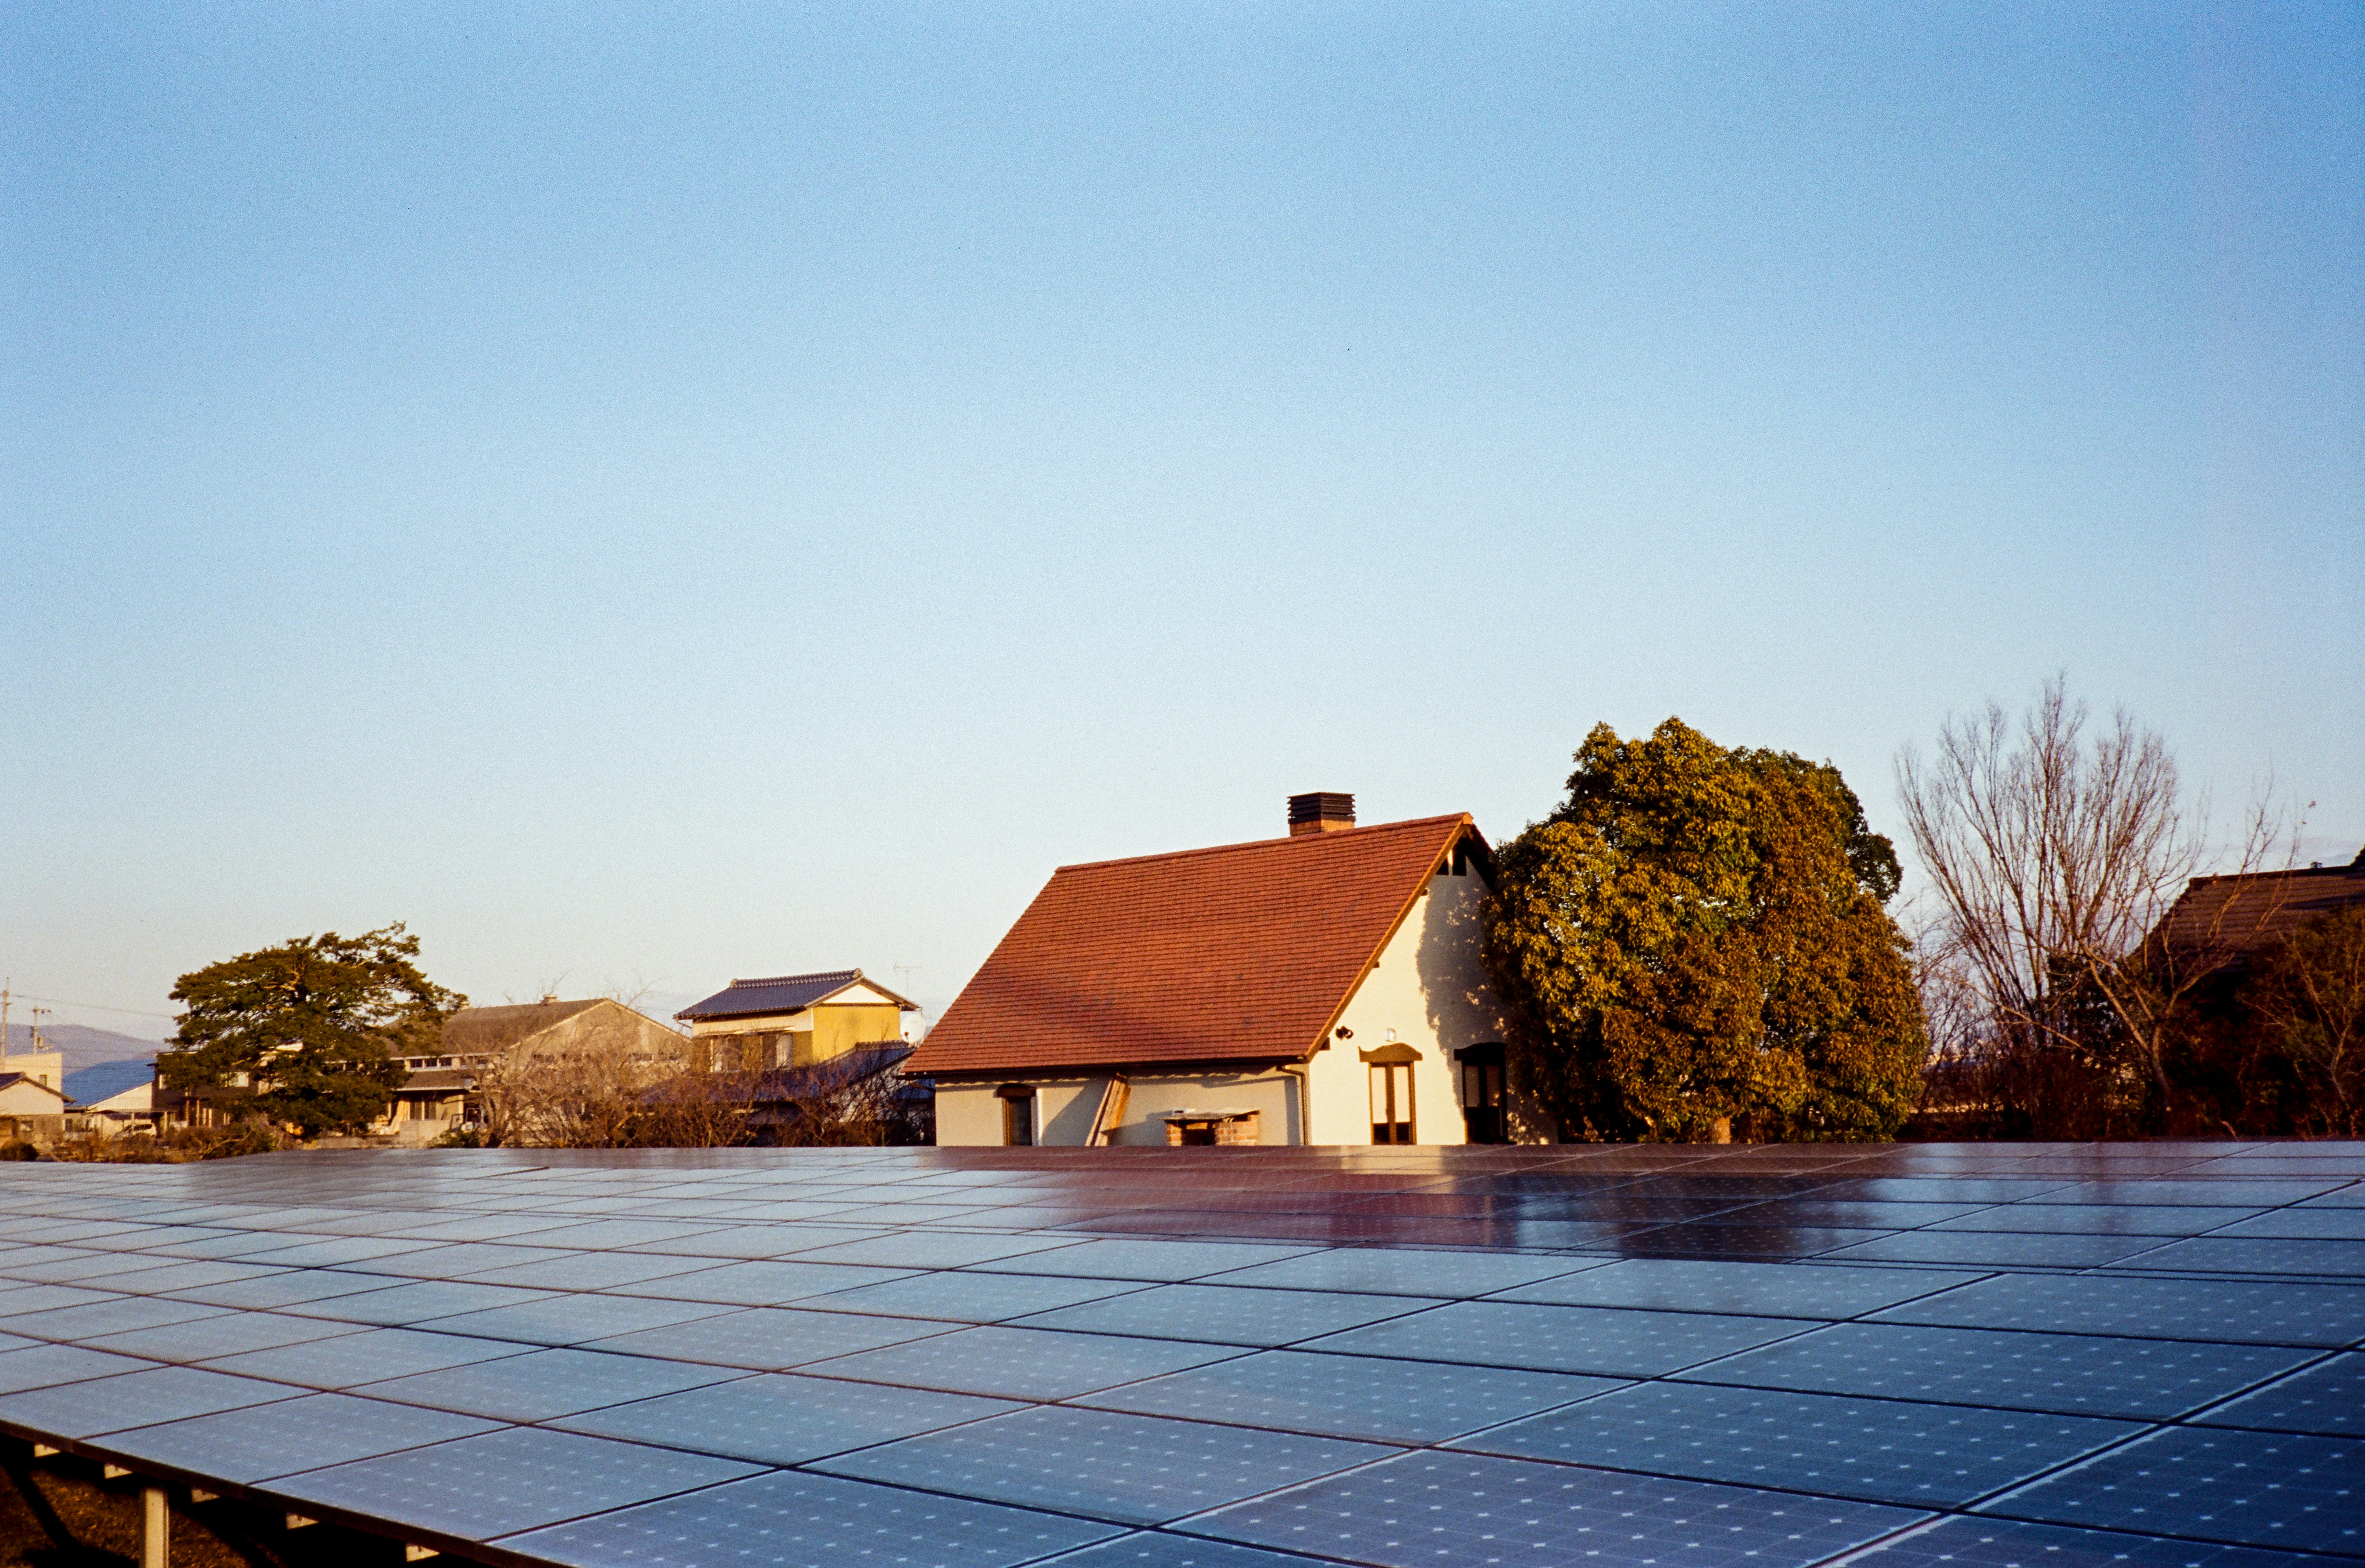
908,793,1553,1147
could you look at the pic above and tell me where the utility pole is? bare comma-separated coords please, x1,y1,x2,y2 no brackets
1,979,10,1055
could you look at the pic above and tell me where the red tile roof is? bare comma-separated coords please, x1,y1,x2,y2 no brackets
907,814,1479,1077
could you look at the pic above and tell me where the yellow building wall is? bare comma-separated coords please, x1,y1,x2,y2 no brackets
813,1004,906,1061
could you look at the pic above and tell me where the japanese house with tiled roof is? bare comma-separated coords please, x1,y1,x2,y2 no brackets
676,969,919,1072
907,793,1550,1147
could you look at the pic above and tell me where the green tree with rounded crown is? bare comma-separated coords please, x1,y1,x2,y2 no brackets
1482,719,1923,1141
160,923,465,1138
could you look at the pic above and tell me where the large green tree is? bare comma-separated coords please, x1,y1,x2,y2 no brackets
1482,719,1925,1141
160,924,464,1137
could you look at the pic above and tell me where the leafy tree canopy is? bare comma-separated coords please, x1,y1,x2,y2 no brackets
1482,719,1924,1141
160,924,464,1137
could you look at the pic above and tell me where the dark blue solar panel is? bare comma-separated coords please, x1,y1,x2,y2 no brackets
815,1404,1393,1525
2208,1208,2365,1240
807,1324,1246,1401
1307,1300,1818,1376
270,1423,762,1541
2122,1237,2365,1277
1490,1257,1980,1319
1450,1380,2141,1507
1681,1323,2314,1419
413,1292,737,1345
0,1364,299,1437
90,1390,502,1483
1979,1425,2365,1555
1190,1448,1924,1568
1047,1533,1353,1568
974,1238,1318,1281
1078,1349,1621,1445
201,1326,530,1388
1013,1284,1442,1346
1203,1248,1592,1298
1866,1273,2365,1347
0,1341,156,1394
2195,1352,2365,1436
1827,1232,2173,1268
805,1268,1149,1322
360,1345,738,1420
0,1294,226,1341
582,1304,947,1369
613,1258,919,1305
1853,1515,2323,1568
554,1370,1016,1464
81,1309,365,1363
507,1466,1120,1568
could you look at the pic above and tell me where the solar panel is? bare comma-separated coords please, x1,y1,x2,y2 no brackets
1489,1256,1981,1318
359,1345,739,1421
93,1389,503,1483
0,1363,299,1437
1305,1299,1819,1376
1449,1379,2142,1507
1189,1448,1924,1568
812,1403,1394,1525
1979,1425,2365,1555
1050,1533,1351,1568
507,1466,1121,1568
2,1141,2360,1568
553,1370,1018,1465
270,1423,762,1542
1678,1322,2315,1420
1865,1272,2365,1346
1011,1283,1444,1347
1077,1348,1623,1445
2195,1352,2365,1436
581,1303,950,1370
1856,1514,2322,1567
808,1324,1248,1401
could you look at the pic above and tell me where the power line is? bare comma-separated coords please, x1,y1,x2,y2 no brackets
7,993,177,1022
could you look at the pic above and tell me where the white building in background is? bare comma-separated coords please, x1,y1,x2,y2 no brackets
909,792,1553,1148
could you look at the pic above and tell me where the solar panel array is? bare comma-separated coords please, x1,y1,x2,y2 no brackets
2,1141,2362,1567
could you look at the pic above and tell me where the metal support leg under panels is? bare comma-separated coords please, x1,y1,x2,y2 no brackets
142,1486,168,1568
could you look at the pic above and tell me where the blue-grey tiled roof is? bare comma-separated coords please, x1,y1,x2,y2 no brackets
64,1059,155,1107
676,970,864,1021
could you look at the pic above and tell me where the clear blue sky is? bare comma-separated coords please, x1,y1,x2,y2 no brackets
5,3,2359,1036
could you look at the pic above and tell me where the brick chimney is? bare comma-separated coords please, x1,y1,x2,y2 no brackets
1288,792,1356,836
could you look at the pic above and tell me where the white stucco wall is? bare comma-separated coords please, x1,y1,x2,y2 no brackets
935,1071,1304,1146
1102,1071,1299,1146
934,1082,1008,1145
1303,860,1510,1146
